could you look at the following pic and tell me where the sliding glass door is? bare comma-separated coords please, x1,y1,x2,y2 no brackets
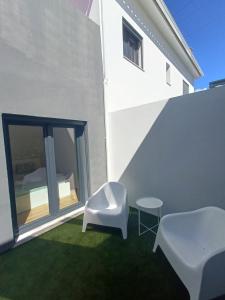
3,115,88,235
8,125,50,227
53,127,79,210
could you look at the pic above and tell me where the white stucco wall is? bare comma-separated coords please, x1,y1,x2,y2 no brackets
101,0,195,113
0,0,106,251
109,86,225,216
89,0,100,25
69,0,100,25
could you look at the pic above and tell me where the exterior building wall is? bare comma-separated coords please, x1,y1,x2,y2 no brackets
101,0,195,113
0,0,106,251
70,0,100,25
109,86,225,215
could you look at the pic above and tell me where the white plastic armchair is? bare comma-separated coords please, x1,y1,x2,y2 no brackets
153,207,225,300
82,182,128,239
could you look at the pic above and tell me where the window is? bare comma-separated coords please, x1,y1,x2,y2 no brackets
123,19,143,69
8,125,51,227
166,63,171,85
3,114,88,234
183,80,189,94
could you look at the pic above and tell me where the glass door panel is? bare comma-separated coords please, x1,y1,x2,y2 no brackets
8,125,50,227
53,127,80,210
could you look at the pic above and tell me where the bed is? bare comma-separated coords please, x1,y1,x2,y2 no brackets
14,166,78,224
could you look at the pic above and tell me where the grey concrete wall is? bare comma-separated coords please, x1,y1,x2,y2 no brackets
0,0,107,249
110,86,225,215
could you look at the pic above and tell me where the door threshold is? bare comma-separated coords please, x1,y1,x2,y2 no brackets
15,206,84,247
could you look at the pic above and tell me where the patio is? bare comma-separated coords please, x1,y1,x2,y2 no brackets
0,210,190,300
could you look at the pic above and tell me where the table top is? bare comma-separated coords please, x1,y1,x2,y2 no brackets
136,197,163,209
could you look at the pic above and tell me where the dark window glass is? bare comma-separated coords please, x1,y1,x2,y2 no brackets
183,80,189,94
123,19,143,68
166,63,171,85
8,125,50,227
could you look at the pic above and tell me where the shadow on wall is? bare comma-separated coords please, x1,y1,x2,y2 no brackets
119,87,225,215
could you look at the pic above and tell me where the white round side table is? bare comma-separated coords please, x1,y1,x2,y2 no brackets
136,197,163,236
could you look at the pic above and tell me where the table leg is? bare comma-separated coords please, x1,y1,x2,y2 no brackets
138,209,140,236
137,206,162,236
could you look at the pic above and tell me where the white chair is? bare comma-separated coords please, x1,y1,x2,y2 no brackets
82,182,128,239
153,207,225,300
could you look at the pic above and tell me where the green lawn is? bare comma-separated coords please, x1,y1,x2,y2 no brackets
0,210,189,300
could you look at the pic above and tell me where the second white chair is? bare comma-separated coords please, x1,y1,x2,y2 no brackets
153,207,225,300
82,182,128,239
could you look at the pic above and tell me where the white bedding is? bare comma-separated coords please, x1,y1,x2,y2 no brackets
23,167,65,185
16,168,72,213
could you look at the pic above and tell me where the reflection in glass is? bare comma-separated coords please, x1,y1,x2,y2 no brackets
9,125,50,226
53,127,79,209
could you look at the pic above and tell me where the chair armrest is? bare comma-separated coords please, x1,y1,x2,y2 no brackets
121,189,128,218
85,186,107,209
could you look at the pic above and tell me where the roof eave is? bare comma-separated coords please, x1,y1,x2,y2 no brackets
154,0,203,77
138,0,203,78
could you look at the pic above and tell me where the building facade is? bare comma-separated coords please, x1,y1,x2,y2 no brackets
0,0,202,252
0,0,107,252
100,0,202,113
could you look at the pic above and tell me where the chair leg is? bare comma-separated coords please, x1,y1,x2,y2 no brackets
82,220,87,232
121,226,127,239
153,237,159,253
189,290,200,300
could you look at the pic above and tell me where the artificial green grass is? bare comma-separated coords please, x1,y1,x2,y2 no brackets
0,210,189,300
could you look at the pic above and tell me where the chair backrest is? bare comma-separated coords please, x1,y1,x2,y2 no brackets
196,207,225,251
103,182,127,207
